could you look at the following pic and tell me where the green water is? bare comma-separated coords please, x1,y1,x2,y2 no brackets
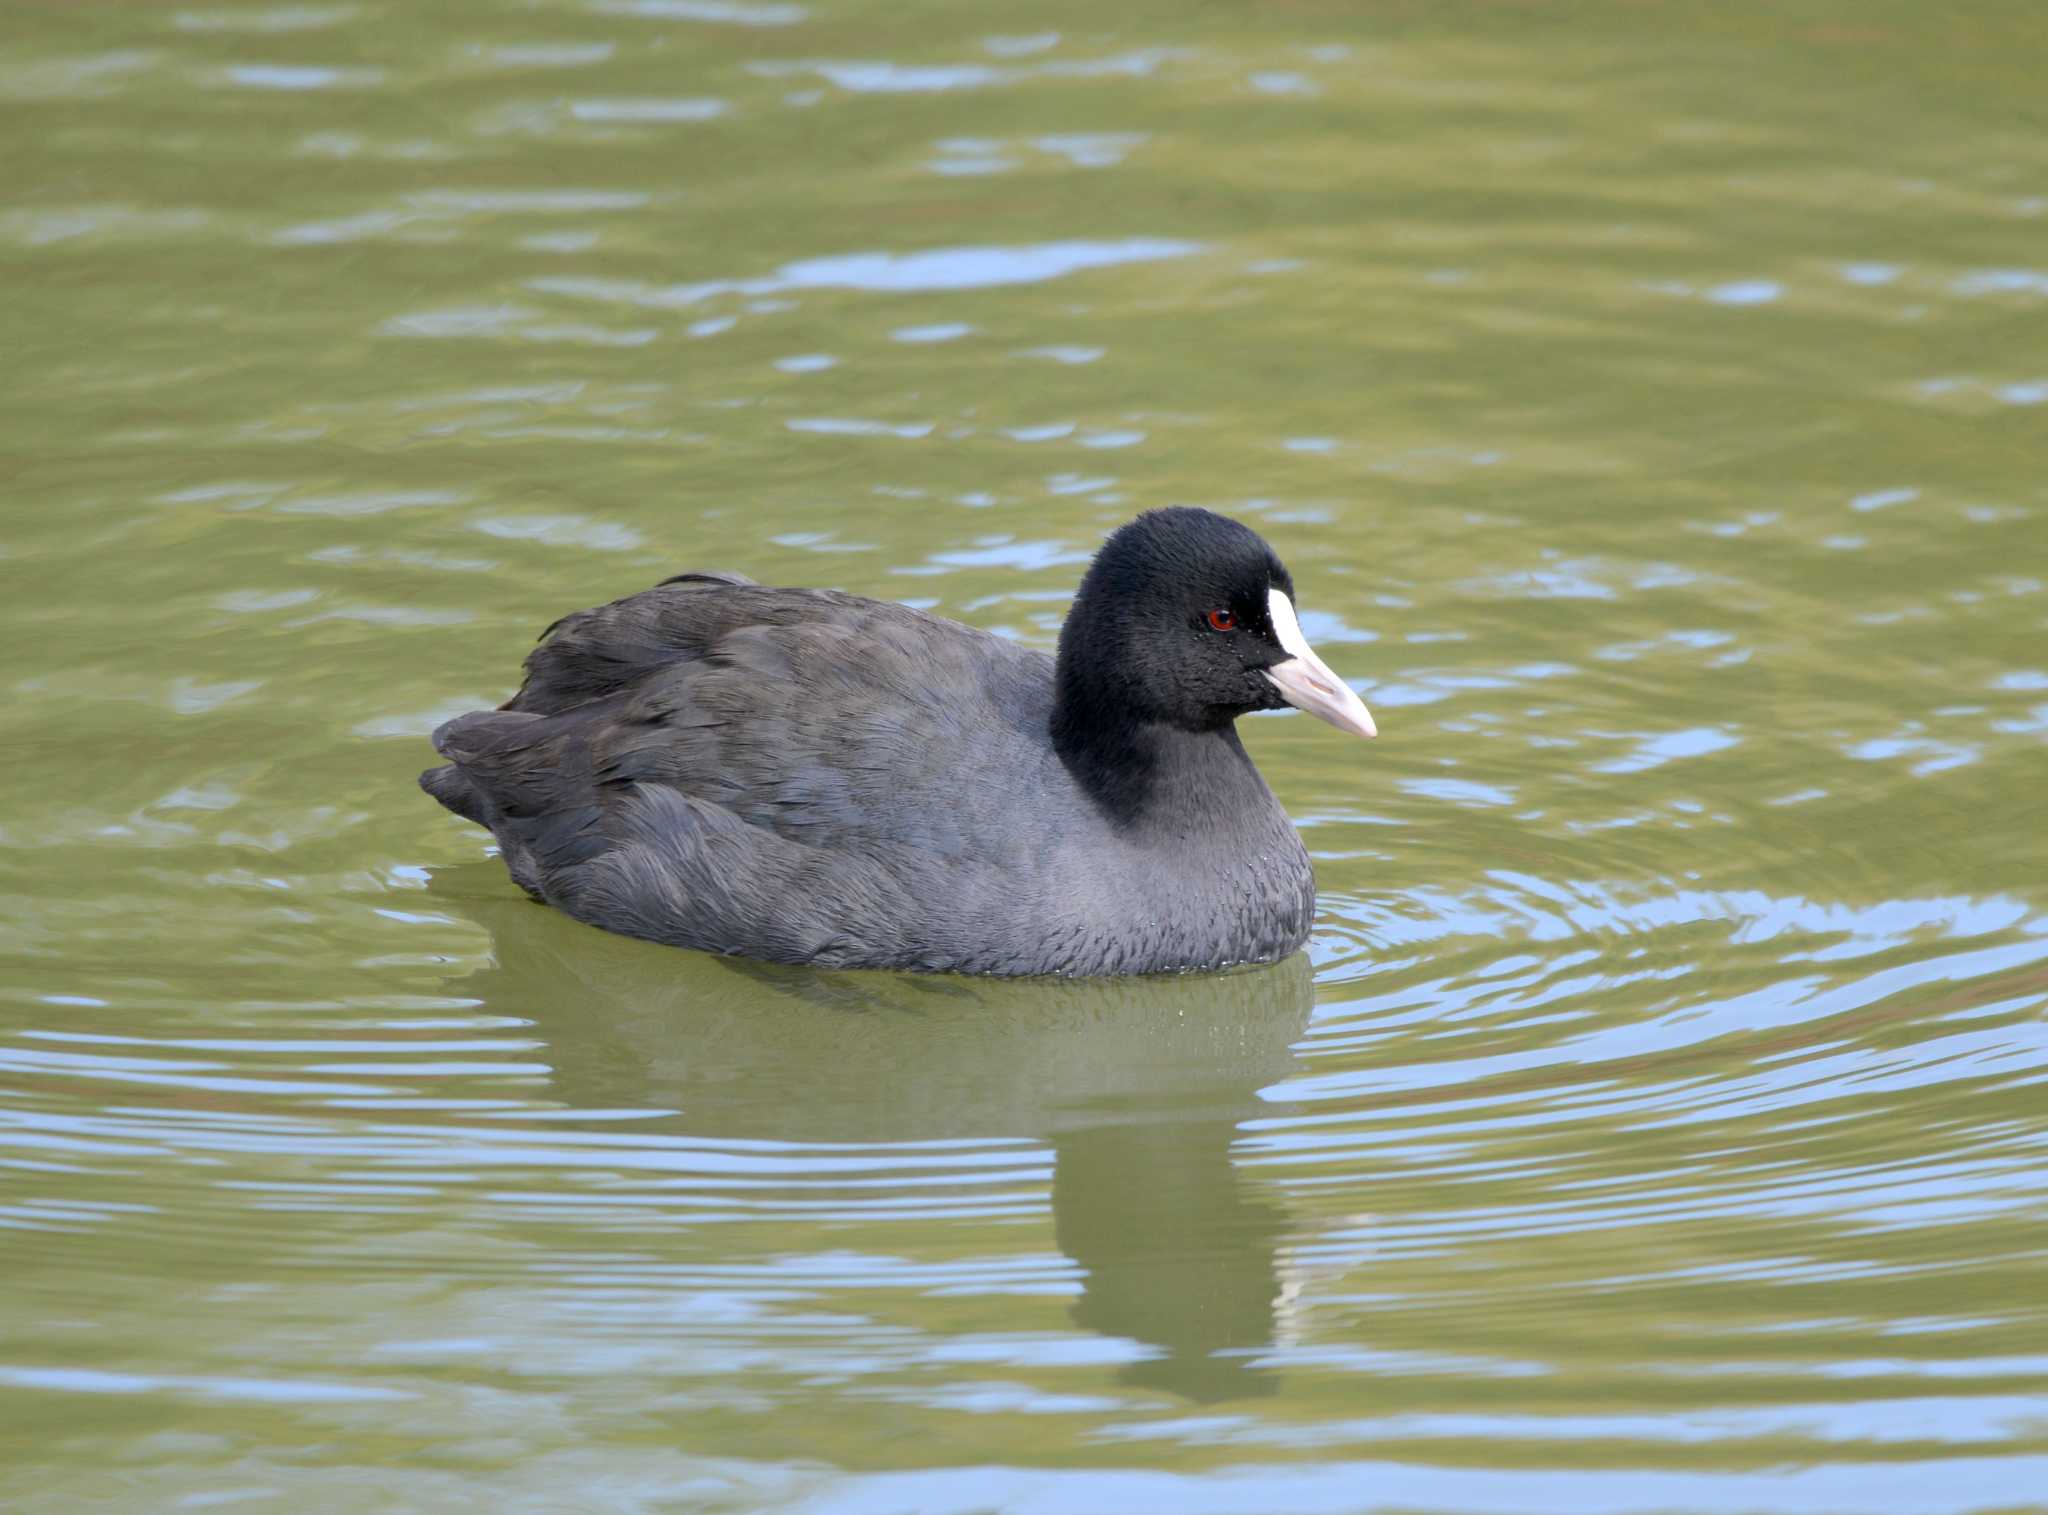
5,1,2048,1509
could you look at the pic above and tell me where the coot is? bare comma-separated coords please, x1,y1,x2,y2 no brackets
420,506,1376,975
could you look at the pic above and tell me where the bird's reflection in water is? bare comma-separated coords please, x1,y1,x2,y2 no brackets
445,871,1312,1402
1055,1117,1289,1401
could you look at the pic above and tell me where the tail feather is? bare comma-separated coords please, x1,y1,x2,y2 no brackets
419,569,762,914
419,762,490,826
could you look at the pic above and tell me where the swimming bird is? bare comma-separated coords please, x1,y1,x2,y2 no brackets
420,506,1376,976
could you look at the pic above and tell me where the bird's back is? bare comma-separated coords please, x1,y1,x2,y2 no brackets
421,574,1112,972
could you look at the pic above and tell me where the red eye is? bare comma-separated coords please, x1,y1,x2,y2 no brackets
1206,608,1236,632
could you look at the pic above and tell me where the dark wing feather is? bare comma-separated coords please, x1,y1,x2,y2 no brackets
503,569,759,715
420,573,1062,970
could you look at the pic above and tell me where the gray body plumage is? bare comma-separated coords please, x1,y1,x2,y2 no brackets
421,571,1317,976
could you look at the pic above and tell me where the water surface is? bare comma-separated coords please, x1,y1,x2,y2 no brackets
4,1,2048,1510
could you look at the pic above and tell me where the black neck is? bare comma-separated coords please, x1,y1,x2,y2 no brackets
1052,672,1262,831
1053,582,1278,829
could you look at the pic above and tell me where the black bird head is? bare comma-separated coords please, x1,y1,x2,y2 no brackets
1056,506,1377,739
